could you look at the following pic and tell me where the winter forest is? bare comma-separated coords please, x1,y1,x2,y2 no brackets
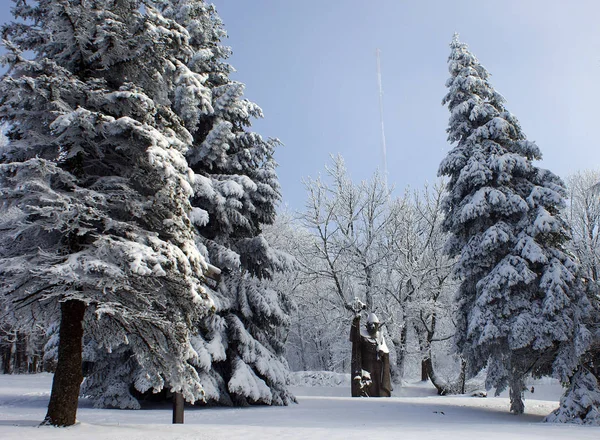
1,0,600,438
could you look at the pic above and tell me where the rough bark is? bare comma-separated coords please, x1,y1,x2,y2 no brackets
415,320,429,382
509,374,525,415
457,358,466,394
43,300,86,426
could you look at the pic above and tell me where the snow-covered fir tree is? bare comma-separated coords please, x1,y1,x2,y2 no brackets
0,0,214,425
544,352,600,424
84,0,295,407
163,0,295,406
438,34,591,414
544,171,600,424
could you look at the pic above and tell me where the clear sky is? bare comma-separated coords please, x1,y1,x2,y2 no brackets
2,1,600,209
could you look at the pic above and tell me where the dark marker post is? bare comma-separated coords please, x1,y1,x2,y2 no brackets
173,392,184,424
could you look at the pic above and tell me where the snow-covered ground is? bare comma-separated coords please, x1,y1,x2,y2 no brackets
1,373,599,439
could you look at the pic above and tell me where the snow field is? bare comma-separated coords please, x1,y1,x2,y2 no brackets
2,373,600,439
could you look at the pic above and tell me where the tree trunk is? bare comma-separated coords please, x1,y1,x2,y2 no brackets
423,355,455,395
420,359,429,381
509,374,525,415
421,312,463,395
43,300,86,426
389,337,401,383
364,265,373,312
296,320,308,371
393,325,408,381
7,334,16,374
457,357,466,394
414,321,429,381
16,331,27,373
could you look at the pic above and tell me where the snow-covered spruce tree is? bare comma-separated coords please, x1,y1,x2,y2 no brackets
0,0,213,425
544,170,600,424
78,0,292,408
153,0,294,406
438,34,591,414
544,347,600,424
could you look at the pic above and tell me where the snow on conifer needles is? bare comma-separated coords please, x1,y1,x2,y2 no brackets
78,0,294,409
0,0,292,423
438,34,593,417
1,0,599,430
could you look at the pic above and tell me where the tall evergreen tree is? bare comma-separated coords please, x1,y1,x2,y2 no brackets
544,171,600,424
438,34,591,414
83,0,295,407
0,0,213,425
160,0,295,406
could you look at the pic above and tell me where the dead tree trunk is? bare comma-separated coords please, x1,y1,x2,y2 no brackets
43,300,86,427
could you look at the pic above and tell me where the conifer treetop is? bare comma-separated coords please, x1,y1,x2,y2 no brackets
438,34,591,414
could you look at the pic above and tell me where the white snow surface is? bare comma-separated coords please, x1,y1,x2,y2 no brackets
1,373,599,439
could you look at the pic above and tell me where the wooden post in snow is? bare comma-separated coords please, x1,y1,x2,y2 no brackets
172,392,184,424
171,263,221,425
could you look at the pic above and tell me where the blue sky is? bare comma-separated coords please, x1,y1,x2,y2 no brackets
212,0,600,209
2,1,600,209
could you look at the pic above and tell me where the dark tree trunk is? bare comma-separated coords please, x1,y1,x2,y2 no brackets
421,313,463,395
364,265,373,312
16,331,27,373
457,358,466,394
423,355,453,395
30,355,39,373
421,359,429,381
1,338,12,374
43,300,86,427
2,331,16,374
414,320,429,382
509,374,525,414
350,316,362,397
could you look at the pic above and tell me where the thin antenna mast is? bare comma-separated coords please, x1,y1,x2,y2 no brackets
376,49,389,191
